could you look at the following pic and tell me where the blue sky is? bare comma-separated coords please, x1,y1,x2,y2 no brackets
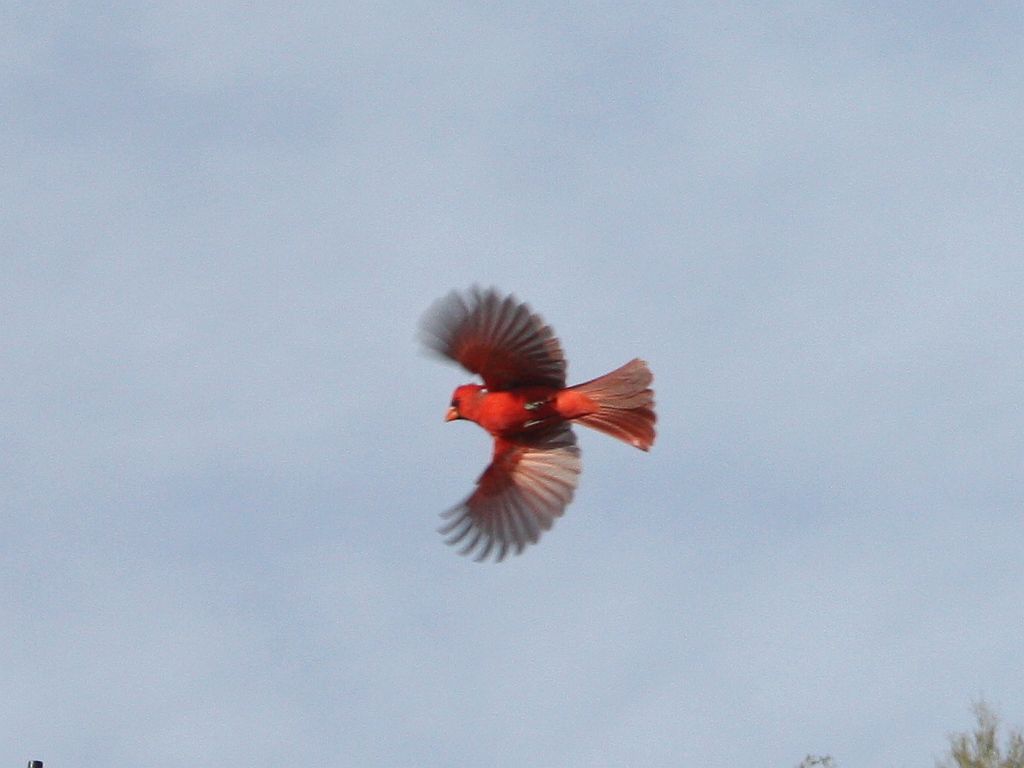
3,2,1022,766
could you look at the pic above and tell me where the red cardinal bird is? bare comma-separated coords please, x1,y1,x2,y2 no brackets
420,287,655,561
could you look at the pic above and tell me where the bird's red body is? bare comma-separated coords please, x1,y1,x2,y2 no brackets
446,384,600,435
420,287,656,561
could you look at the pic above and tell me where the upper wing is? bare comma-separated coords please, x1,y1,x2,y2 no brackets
419,286,567,390
438,424,581,562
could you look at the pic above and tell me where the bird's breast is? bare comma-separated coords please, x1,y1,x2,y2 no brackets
476,388,560,435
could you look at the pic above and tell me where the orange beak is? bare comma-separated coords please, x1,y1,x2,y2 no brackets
445,407,459,422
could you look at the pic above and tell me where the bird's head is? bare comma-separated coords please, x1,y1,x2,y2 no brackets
446,384,487,422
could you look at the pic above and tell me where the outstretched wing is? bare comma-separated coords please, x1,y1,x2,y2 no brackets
419,286,566,390
439,424,582,562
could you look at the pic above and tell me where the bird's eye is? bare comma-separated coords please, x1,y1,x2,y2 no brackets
450,397,459,407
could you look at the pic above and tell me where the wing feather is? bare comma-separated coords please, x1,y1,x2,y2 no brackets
419,287,567,390
439,424,581,562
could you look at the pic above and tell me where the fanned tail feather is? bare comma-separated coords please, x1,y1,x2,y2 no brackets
569,358,656,451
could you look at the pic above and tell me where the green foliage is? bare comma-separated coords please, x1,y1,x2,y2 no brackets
796,756,835,768
938,701,1024,768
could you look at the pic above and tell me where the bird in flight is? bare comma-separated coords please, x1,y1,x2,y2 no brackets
420,287,655,561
